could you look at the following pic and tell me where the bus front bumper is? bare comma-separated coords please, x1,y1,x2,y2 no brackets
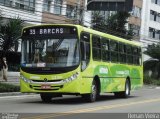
20,78,81,94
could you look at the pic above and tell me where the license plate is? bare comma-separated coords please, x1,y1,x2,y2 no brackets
41,84,51,89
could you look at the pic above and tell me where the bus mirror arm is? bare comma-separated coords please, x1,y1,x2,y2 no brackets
80,42,87,61
80,42,88,71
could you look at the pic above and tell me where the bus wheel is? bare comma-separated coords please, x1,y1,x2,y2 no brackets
114,79,130,98
82,80,97,102
40,93,53,102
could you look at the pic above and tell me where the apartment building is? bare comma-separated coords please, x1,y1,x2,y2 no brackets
0,0,42,24
128,0,142,40
0,0,88,52
90,0,143,41
141,0,160,46
0,0,86,24
42,0,85,24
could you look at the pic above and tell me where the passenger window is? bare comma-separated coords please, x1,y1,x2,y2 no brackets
110,41,118,62
119,43,126,63
138,48,142,65
132,47,138,65
80,32,90,71
101,38,110,61
110,41,118,51
92,35,101,61
126,45,133,64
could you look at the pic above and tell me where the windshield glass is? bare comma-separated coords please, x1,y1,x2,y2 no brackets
21,38,79,67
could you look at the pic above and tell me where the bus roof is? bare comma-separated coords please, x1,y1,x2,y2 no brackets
77,25,141,47
22,24,141,47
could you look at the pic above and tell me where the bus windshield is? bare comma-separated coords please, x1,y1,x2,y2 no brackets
21,38,80,68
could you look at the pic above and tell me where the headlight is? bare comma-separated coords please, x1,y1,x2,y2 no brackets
20,75,31,83
63,72,79,83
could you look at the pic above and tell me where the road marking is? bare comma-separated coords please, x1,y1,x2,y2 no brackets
22,98,160,119
156,87,160,89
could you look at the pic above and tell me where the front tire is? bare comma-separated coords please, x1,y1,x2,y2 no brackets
82,80,98,102
114,79,130,98
40,93,53,102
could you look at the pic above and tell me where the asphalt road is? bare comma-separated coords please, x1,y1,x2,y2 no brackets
0,86,160,119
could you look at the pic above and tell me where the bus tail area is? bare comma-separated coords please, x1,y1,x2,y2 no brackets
20,24,143,102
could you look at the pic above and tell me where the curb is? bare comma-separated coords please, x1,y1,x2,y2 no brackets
0,92,22,97
143,85,160,89
156,87,160,89
0,92,36,97
143,85,156,89
0,92,24,97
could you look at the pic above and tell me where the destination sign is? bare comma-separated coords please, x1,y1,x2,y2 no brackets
22,26,77,36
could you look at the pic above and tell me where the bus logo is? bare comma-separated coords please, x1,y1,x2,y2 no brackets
99,67,108,74
44,78,48,82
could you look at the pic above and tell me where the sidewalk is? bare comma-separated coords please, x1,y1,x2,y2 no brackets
0,72,27,97
0,72,20,85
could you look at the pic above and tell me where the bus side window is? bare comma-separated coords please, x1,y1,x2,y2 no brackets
138,48,142,65
80,32,90,71
101,38,110,61
119,43,126,63
92,35,101,61
133,47,138,65
110,40,118,62
126,45,133,64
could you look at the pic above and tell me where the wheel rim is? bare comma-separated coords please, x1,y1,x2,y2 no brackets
125,82,130,95
91,83,97,100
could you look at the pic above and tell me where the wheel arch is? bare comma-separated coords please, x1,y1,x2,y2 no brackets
126,76,131,90
93,75,101,95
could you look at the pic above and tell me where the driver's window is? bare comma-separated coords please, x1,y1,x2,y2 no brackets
80,32,90,71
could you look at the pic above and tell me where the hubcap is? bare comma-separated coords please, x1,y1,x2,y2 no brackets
125,83,129,95
91,83,96,100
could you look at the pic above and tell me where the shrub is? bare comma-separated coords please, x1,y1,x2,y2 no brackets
0,51,21,71
0,83,20,92
144,73,160,86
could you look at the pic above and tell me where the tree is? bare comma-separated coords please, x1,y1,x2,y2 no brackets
91,11,134,39
91,11,107,31
144,43,160,80
106,11,134,39
0,17,24,53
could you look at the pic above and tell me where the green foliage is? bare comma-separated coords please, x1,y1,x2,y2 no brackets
144,43,160,60
91,11,133,39
0,83,20,92
91,11,107,31
0,17,24,52
144,73,160,86
144,61,160,80
144,43,160,80
107,12,130,34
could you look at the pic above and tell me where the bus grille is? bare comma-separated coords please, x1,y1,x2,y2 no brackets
31,79,62,82
30,85,63,91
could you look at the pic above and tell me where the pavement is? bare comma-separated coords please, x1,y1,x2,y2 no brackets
0,72,22,96
0,72,20,85
0,72,38,97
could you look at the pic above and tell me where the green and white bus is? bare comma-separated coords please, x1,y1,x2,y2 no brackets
20,24,143,102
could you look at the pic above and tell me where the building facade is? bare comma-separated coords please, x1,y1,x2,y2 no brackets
41,0,85,24
128,0,143,40
0,0,86,24
0,0,42,24
0,0,89,52
141,0,160,47
90,0,143,41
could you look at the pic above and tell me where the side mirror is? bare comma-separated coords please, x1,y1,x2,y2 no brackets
80,42,86,61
